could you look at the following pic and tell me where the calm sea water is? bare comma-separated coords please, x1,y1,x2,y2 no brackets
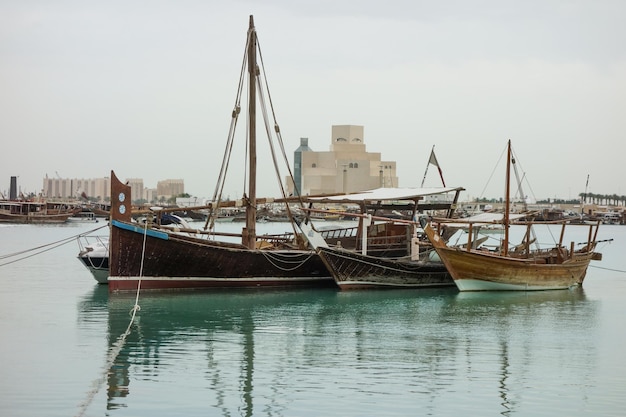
1,221,625,417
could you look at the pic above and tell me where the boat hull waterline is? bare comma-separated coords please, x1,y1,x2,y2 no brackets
423,140,601,292
109,219,332,291
425,222,596,292
428,235,591,291
316,245,454,290
107,17,338,293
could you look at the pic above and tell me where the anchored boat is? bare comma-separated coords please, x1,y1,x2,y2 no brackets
107,16,333,292
424,140,603,291
301,187,463,290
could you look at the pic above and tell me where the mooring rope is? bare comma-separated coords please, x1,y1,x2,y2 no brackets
589,264,626,273
74,301,140,417
0,224,109,267
133,216,149,313
75,221,147,416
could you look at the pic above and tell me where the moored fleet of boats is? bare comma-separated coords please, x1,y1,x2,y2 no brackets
0,200,80,224
5,16,615,295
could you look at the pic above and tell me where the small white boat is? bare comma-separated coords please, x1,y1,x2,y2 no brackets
68,210,100,223
77,235,109,284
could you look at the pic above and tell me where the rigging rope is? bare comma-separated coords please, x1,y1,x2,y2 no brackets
478,145,507,200
201,28,313,246
255,39,309,237
203,30,249,232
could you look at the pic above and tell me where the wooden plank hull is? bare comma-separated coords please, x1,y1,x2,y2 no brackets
109,220,333,291
316,246,454,290
433,247,591,291
108,169,334,292
0,212,74,223
425,224,593,291
0,200,78,223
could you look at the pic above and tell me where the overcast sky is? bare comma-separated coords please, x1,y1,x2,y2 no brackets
1,0,624,202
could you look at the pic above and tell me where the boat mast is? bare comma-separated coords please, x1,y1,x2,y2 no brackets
581,174,589,215
245,15,257,249
503,139,511,256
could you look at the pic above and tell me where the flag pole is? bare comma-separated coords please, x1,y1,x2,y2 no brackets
421,145,446,187
420,145,434,187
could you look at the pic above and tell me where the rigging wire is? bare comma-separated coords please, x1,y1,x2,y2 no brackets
478,144,507,201
256,38,309,236
203,29,250,232
509,143,539,205
257,41,305,202
203,26,313,243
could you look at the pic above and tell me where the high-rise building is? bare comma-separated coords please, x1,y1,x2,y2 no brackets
40,175,182,203
43,176,110,200
126,178,144,202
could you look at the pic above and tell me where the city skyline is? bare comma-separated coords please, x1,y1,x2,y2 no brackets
4,172,625,207
1,2,624,202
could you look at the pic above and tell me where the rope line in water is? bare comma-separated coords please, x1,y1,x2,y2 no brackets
134,218,148,315
74,305,140,417
589,264,626,274
0,224,108,267
75,221,147,416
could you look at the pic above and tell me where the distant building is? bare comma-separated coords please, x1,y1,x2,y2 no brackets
43,176,110,201
41,176,180,203
126,178,144,202
292,137,312,196
144,188,157,203
289,125,398,196
9,176,17,200
157,179,185,200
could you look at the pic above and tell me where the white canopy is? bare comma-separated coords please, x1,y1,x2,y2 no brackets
305,187,464,203
439,211,531,227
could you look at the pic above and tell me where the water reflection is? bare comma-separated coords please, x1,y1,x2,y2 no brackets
76,287,599,416
452,288,596,416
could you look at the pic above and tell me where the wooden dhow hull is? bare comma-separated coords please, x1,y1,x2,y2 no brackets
109,219,333,291
422,140,602,292
425,224,594,291
316,245,454,290
0,210,75,224
0,214,73,223
0,200,79,224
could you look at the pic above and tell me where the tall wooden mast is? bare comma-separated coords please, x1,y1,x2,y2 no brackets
245,15,257,249
503,139,511,256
